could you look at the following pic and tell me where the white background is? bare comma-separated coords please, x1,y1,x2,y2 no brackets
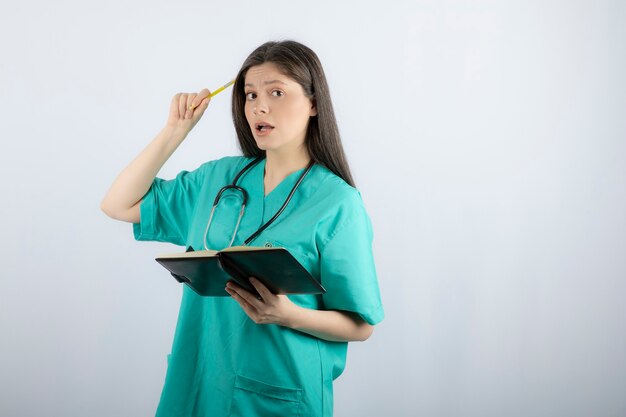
1,1,625,416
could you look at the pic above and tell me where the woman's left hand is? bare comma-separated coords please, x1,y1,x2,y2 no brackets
225,278,299,327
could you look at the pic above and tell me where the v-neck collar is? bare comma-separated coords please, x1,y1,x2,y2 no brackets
231,157,327,245
261,158,307,200
243,158,307,225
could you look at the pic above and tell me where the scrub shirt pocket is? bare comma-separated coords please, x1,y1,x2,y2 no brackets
230,374,302,417
260,238,314,269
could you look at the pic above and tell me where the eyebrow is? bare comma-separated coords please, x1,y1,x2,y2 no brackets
244,80,287,88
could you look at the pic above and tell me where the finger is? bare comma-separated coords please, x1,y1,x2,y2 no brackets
171,93,183,118
226,280,246,293
190,97,210,119
185,93,197,119
190,88,211,111
226,287,259,317
227,283,263,307
178,93,188,120
249,277,273,300
226,286,248,307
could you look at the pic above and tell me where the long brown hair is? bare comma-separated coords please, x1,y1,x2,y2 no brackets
231,40,355,187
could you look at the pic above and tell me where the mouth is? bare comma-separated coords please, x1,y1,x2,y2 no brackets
254,122,275,133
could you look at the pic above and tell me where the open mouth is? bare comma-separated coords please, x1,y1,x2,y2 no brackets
255,122,275,132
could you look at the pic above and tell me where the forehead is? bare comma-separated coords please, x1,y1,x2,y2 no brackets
244,62,294,86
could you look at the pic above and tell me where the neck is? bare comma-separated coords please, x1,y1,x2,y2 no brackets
263,146,311,197
264,146,311,182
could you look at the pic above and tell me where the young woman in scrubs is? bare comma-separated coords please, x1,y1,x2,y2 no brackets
101,40,384,417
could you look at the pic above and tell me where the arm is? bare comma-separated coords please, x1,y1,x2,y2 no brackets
225,278,375,342
100,90,211,223
288,307,374,342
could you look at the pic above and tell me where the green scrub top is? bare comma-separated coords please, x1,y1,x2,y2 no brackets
133,156,384,417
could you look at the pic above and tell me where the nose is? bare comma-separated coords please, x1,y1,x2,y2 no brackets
253,97,269,115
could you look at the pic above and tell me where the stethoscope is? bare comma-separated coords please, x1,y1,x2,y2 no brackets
203,156,315,250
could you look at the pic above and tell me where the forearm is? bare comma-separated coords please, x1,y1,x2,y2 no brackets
225,280,375,342
287,307,374,342
100,126,186,220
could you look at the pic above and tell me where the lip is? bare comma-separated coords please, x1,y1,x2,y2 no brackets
254,121,275,137
254,121,275,129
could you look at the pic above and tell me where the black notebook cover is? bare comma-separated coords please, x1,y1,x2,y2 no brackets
155,246,326,297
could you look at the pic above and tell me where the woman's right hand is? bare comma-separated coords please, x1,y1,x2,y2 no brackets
165,89,212,135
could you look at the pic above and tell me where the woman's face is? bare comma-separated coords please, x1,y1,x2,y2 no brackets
244,62,317,155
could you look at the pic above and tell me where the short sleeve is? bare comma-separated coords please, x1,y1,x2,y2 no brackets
133,165,206,247
319,202,384,326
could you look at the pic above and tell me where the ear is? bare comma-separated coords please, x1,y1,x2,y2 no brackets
310,99,318,117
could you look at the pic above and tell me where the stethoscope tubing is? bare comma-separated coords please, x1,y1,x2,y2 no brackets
203,156,314,250
243,160,314,245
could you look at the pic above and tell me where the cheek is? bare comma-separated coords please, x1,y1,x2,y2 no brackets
244,104,254,123
284,103,311,127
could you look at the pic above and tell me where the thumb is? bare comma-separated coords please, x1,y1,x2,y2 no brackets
196,97,210,111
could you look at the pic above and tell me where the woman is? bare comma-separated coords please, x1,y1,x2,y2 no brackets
101,40,384,417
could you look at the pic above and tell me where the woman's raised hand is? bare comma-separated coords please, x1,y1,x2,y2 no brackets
165,89,211,135
101,88,211,224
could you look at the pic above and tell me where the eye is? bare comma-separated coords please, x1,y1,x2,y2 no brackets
245,92,256,100
271,90,284,97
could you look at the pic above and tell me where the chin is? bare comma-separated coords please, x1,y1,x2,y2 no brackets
253,140,269,151
253,138,278,152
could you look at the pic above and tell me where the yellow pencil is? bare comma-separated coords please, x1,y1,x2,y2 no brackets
210,79,235,97
189,79,235,110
